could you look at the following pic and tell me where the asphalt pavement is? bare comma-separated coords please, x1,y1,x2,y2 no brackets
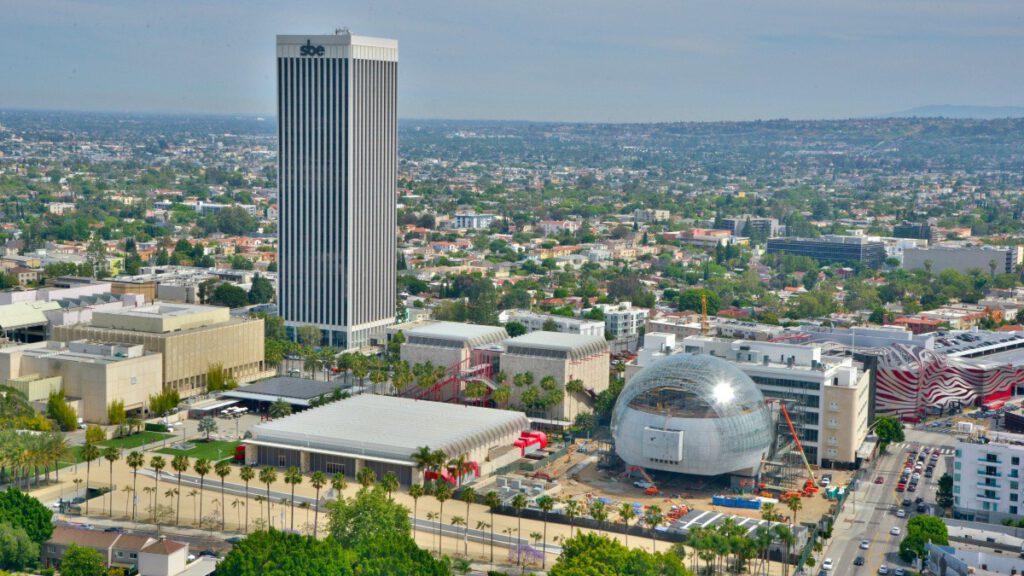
825,429,955,576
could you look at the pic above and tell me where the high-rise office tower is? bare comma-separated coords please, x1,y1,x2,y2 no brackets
277,31,398,349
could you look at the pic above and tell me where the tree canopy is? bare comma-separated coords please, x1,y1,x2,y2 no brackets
549,532,689,576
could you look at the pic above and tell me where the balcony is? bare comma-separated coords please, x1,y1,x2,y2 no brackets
976,481,1001,490
976,469,1002,477
975,493,1001,502
978,457,1003,464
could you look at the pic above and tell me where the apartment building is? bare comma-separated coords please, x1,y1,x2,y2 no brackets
502,310,605,337
953,431,1024,523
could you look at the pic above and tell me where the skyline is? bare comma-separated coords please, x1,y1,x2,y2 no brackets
0,0,1022,122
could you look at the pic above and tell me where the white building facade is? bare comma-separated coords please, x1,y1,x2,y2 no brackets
953,431,1024,523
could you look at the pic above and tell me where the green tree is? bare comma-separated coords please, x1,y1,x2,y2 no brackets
0,521,39,571
59,544,107,576
171,455,190,526
211,283,249,308
106,400,126,438
206,363,238,392
285,466,303,531
45,390,78,431
899,515,948,563
679,288,720,314
0,489,51,545
215,460,232,531
80,443,100,515
936,473,954,511
198,416,218,440
874,416,905,451
549,532,688,576
193,458,211,528
248,273,275,304
310,471,327,538
505,321,528,337
328,485,411,548
297,325,322,347
201,529,356,576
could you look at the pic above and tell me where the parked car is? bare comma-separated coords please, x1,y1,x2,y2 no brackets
875,476,885,484
823,559,834,571
854,557,865,566
860,540,870,550
896,509,906,518
879,566,889,575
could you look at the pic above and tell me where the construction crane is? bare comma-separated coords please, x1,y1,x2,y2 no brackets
700,293,710,336
778,403,817,491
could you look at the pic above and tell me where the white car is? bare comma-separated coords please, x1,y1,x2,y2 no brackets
879,566,889,575
859,540,870,550
896,509,906,518
894,569,905,576
890,526,901,536
823,559,834,571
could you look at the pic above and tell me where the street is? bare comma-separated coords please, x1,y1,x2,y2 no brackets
826,428,955,576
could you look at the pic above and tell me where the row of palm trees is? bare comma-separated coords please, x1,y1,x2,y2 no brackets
0,429,70,489
684,519,797,576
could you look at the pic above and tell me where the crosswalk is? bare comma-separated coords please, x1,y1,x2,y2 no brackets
888,442,954,455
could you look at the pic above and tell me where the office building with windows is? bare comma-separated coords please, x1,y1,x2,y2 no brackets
277,31,398,349
767,235,886,268
953,431,1024,523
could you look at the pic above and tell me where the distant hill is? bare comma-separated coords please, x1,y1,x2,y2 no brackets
886,105,1024,119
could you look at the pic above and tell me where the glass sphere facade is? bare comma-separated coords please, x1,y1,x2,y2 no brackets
611,354,774,476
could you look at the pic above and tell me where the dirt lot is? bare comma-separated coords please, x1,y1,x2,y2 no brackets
555,448,853,524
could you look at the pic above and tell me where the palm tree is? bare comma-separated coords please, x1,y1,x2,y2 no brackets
171,455,189,525
459,487,476,556
49,433,69,484
448,453,469,486
537,495,555,568
121,485,133,519
761,501,779,522
484,490,500,564
102,446,119,517
81,443,100,515
126,451,144,521
564,498,581,537
411,446,434,482
193,458,211,528
142,486,156,518
381,471,399,499
356,466,375,488
644,504,663,553
409,483,424,527
450,515,466,555
434,482,452,555
775,524,795,576
259,467,277,527
511,493,527,566
284,466,302,531
149,455,166,524
239,465,255,533
590,499,609,535
566,379,585,419
476,521,491,556
785,494,802,525
618,502,636,547
309,471,327,537
215,460,231,530
231,498,245,531
253,495,265,527
331,472,347,499
426,511,439,552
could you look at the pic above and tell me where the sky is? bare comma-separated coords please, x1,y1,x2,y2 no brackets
1,0,1022,122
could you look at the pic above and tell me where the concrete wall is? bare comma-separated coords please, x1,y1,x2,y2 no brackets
499,351,609,421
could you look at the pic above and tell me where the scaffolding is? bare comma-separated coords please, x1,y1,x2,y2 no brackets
760,400,817,493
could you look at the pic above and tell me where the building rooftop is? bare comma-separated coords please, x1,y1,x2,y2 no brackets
249,394,529,463
88,303,234,333
222,376,341,405
505,331,608,359
405,321,509,348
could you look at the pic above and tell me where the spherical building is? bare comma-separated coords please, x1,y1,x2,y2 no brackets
611,354,774,477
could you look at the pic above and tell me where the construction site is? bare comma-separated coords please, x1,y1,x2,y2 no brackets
387,320,844,538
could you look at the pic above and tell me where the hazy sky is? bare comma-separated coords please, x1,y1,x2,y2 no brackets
2,0,1022,122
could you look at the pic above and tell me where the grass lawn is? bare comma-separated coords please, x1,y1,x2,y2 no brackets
157,440,241,461
101,431,172,450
